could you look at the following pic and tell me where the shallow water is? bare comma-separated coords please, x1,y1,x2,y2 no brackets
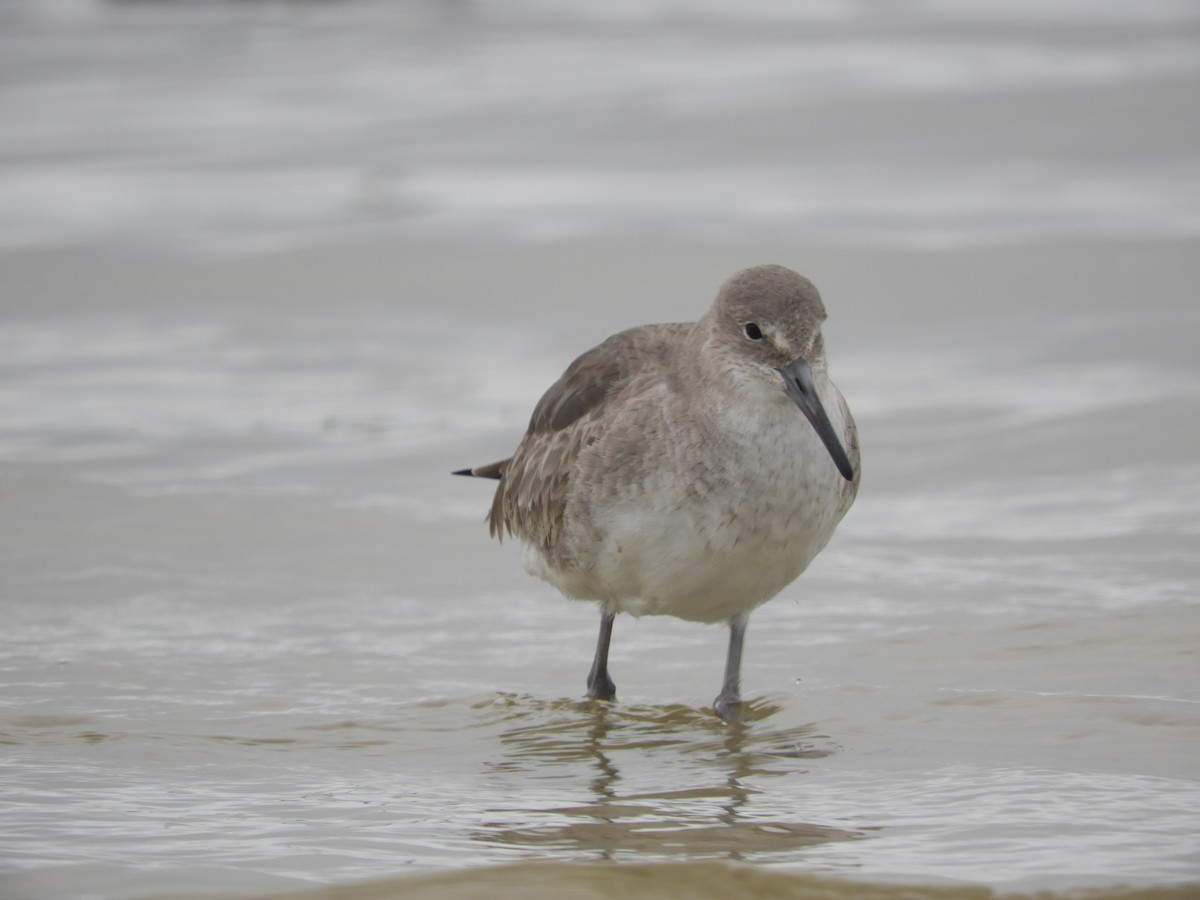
3,238,1198,899
2,1,1200,898
2,0,1199,253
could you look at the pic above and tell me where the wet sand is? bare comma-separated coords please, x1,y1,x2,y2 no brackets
267,861,1200,900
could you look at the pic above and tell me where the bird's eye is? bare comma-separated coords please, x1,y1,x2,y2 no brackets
743,322,764,341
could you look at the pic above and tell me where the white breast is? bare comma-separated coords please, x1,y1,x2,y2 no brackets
529,377,855,624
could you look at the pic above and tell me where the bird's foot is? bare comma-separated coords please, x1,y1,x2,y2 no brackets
713,691,743,724
586,671,617,702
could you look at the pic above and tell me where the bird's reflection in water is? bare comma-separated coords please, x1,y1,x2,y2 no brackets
471,694,865,862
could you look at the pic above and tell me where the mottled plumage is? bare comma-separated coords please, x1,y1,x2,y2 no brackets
456,265,859,721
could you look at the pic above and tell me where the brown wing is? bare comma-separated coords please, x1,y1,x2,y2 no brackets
487,324,683,554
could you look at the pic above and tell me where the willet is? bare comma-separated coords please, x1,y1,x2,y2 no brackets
455,265,859,721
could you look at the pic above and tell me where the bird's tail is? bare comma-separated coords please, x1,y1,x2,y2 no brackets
451,459,507,480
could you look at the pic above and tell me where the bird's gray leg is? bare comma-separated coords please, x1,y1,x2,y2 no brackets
713,613,749,723
586,610,617,702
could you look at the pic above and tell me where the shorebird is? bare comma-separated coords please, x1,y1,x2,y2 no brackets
455,265,859,722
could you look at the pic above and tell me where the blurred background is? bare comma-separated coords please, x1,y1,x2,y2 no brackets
3,0,1198,253
2,2,1199,898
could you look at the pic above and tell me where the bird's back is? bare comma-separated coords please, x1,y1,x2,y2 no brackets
486,322,691,557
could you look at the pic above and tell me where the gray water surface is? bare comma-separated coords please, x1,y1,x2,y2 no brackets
1,2,1199,897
